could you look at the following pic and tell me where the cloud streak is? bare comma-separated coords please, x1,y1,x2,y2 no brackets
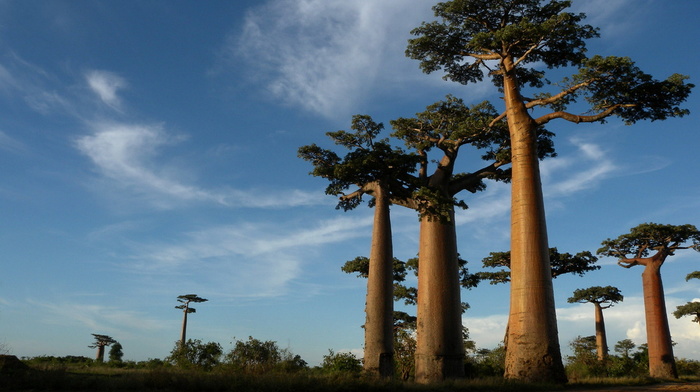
231,0,435,118
85,70,127,110
127,215,372,299
75,121,326,209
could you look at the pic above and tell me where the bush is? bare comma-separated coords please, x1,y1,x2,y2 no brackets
167,339,222,371
676,358,700,376
224,336,307,374
320,349,362,374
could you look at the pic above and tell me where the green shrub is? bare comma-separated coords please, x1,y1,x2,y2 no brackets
320,349,362,374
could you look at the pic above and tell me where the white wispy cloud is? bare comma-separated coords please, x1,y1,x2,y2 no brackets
541,137,618,197
75,121,326,209
29,299,165,334
0,129,26,153
127,215,372,298
85,70,127,110
230,0,437,118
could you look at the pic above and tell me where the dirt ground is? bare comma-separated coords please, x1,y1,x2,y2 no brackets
568,382,700,392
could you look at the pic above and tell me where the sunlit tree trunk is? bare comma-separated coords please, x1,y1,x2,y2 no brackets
502,60,567,383
180,307,188,346
642,260,678,379
594,303,608,361
364,187,394,378
95,345,105,362
415,209,464,383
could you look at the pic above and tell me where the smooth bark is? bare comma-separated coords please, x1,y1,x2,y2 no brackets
415,210,464,383
180,307,188,346
642,261,678,378
502,59,566,383
363,187,394,378
95,346,105,362
593,303,608,361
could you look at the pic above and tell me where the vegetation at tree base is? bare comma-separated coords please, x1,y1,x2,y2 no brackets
565,337,700,381
598,223,700,379
225,336,307,374
406,0,692,383
167,339,223,371
175,294,209,346
7,348,700,391
567,286,623,361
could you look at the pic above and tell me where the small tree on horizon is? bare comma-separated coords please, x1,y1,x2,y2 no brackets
108,341,124,364
175,294,208,347
88,334,116,362
567,286,623,361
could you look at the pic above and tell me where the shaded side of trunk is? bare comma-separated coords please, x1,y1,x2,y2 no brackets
96,345,105,362
180,308,188,346
415,210,464,383
502,58,566,384
363,188,394,378
642,263,678,379
594,303,608,361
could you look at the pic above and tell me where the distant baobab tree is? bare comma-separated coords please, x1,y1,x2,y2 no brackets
176,294,208,346
567,286,623,361
89,333,116,362
598,223,700,379
673,271,700,326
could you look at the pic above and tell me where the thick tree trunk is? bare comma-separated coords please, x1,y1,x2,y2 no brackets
415,210,464,383
96,345,105,362
363,188,394,378
180,308,188,346
594,303,608,361
642,262,678,379
502,60,567,383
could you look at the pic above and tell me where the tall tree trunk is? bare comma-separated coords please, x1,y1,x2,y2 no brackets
502,59,567,383
642,262,678,378
363,187,394,378
180,307,188,346
96,345,105,362
415,210,464,383
594,303,608,361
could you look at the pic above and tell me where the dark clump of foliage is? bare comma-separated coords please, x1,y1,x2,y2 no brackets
564,336,700,381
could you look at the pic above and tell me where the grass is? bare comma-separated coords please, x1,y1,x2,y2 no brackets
2,363,697,392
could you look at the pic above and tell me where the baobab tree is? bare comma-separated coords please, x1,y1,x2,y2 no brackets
176,294,208,346
406,0,693,383
598,223,700,379
89,333,116,362
299,115,419,378
673,271,700,326
389,97,520,383
567,286,623,361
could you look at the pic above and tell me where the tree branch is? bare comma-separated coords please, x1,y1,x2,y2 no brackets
534,104,635,126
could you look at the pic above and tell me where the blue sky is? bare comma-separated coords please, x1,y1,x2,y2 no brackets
1,0,699,366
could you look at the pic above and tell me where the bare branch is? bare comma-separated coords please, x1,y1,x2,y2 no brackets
534,104,635,126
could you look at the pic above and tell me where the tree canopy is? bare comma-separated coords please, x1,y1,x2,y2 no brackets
673,302,700,325
176,294,208,314
477,247,599,284
597,223,700,266
406,0,693,126
567,286,623,309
